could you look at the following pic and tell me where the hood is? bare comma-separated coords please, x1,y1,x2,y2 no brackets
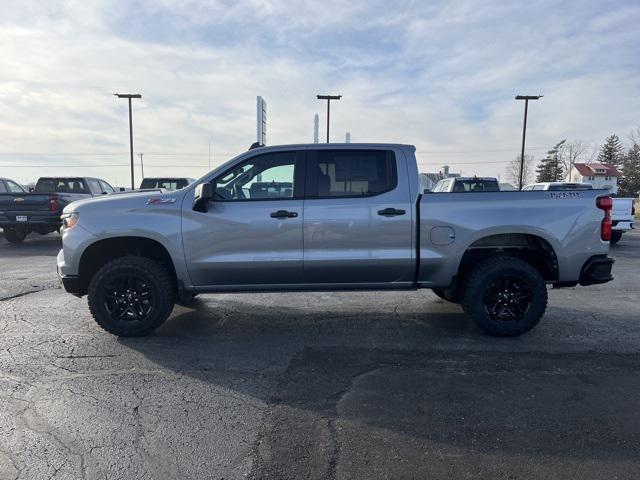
62,189,178,214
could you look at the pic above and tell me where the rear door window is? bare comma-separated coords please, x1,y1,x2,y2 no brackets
307,150,397,198
0,181,7,193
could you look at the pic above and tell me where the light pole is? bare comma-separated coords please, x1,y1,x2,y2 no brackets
515,94,542,190
114,93,142,190
316,95,342,143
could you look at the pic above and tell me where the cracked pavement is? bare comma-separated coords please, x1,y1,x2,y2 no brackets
1,230,639,479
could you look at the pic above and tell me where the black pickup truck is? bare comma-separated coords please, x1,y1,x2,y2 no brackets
0,177,62,243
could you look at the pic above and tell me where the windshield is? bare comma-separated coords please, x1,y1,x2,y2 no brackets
35,178,88,194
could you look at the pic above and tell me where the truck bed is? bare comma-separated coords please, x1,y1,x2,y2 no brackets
418,189,610,287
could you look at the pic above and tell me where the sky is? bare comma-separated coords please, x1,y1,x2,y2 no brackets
1,0,639,187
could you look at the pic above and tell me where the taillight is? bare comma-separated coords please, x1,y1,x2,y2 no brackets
596,196,613,241
49,195,58,213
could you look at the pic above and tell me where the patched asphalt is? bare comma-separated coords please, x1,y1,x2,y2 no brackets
1,229,639,479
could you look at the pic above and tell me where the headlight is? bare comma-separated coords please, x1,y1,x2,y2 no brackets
61,212,79,230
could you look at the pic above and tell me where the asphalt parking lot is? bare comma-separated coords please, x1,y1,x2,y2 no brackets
1,230,639,479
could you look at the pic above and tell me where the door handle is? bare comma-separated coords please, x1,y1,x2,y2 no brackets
377,208,406,217
270,210,298,219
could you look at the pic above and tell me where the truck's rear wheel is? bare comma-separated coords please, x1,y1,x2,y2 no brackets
461,256,547,336
610,231,622,245
87,256,175,337
4,226,27,244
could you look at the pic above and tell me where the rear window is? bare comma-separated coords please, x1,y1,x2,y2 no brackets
35,178,88,194
140,178,190,190
452,179,500,192
310,150,397,198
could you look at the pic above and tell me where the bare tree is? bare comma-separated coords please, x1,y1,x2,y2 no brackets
505,154,535,188
628,126,640,147
559,140,590,179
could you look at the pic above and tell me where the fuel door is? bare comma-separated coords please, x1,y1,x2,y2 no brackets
430,226,455,245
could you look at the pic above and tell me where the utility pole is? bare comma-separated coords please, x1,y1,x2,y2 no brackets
316,95,342,143
114,93,142,190
515,94,543,190
138,153,144,180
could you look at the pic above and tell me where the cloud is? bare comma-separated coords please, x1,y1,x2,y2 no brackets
0,0,639,186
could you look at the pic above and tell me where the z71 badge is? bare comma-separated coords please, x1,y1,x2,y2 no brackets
146,198,176,205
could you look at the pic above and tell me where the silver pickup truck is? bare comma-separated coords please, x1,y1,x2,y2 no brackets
57,143,615,337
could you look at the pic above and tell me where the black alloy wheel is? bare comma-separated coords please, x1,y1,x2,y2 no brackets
482,275,533,321
88,256,175,337
104,274,153,324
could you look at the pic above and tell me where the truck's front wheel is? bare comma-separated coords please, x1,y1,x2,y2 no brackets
87,256,175,337
461,256,547,336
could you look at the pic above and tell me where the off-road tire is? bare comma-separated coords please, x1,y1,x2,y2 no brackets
88,256,175,337
432,288,459,303
461,256,547,336
610,231,622,245
4,226,27,244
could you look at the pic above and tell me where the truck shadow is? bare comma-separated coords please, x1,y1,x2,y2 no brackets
119,297,640,475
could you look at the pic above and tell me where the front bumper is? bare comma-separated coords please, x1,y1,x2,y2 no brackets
579,255,615,286
59,272,82,297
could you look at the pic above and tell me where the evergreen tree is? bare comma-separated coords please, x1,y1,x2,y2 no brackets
597,134,624,170
618,144,640,197
536,140,565,182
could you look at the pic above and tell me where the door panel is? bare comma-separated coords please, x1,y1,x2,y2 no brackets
303,149,413,284
182,150,305,286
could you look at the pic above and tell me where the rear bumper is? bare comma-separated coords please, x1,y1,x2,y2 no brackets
0,213,61,229
612,220,635,231
579,255,615,286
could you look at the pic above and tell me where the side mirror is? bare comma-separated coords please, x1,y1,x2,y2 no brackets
119,187,126,192
193,183,214,212
29,187,34,192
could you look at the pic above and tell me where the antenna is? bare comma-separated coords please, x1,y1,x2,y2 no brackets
345,132,351,143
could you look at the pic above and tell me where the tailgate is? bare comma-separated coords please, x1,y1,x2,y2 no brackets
612,198,633,220
0,194,54,219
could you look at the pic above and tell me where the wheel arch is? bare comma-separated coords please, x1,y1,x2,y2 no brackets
454,232,559,291
77,236,178,296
